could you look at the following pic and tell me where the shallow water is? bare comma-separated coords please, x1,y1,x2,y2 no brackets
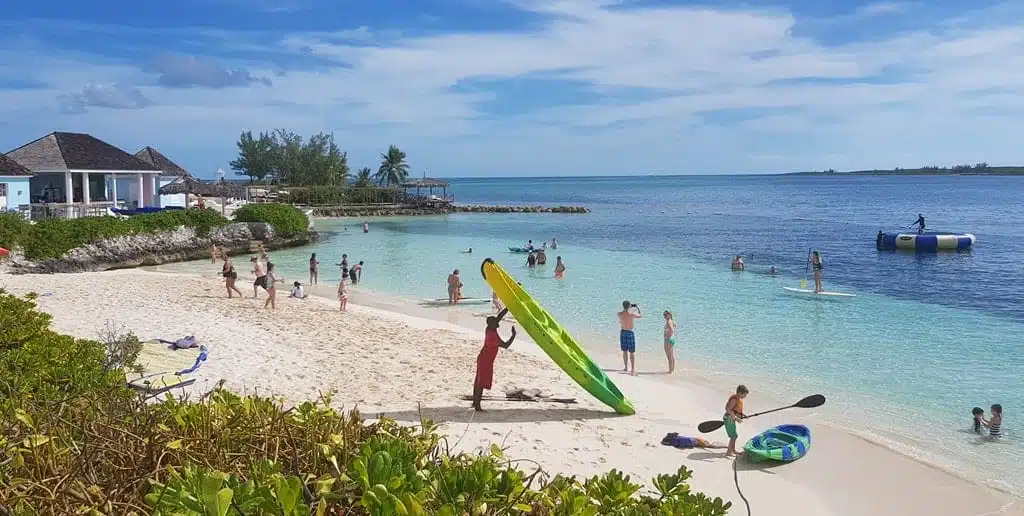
178,174,1024,493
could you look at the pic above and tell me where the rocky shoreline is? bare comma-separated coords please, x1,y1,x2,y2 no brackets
310,204,589,217
3,222,318,274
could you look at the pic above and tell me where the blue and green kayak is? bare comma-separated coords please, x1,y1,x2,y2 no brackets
744,424,811,463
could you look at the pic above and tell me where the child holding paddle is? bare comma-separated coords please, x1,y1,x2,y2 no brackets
471,309,517,411
725,385,749,457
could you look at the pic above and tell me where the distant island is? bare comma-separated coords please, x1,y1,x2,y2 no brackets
790,163,1024,176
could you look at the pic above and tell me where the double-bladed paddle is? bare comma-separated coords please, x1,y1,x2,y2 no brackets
697,394,826,433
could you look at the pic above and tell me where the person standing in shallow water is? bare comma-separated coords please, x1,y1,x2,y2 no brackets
554,256,566,278
471,309,516,411
447,269,461,305
309,253,319,285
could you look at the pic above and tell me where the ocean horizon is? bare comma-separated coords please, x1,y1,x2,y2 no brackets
170,173,1023,494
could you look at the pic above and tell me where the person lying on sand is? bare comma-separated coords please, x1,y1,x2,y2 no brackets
472,308,517,411
661,433,727,449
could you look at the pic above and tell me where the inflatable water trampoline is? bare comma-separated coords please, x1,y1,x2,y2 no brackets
877,231,975,252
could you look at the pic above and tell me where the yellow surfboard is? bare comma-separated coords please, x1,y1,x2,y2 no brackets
481,259,635,415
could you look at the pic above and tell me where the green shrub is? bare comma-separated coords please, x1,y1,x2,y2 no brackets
0,211,30,252
16,209,229,261
234,203,309,236
0,290,732,515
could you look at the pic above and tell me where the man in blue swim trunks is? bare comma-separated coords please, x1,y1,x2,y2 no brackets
618,300,642,375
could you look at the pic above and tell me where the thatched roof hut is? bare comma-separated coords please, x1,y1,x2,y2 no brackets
158,177,243,198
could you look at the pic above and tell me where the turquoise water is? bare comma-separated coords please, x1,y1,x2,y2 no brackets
173,175,1024,493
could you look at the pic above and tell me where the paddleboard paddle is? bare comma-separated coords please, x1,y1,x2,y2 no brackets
800,248,810,289
697,394,826,433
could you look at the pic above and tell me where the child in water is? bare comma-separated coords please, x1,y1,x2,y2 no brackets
725,385,749,457
471,309,517,411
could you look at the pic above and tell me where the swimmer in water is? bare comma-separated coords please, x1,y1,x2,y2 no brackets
731,255,744,271
463,248,473,254
769,265,777,275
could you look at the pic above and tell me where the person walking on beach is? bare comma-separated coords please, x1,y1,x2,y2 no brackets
554,256,566,278
663,311,677,374
251,256,267,298
724,385,749,458
222,254,242,298
912,213,926,234
338,277,349,312
309,253,319,285
471,308,517,411
810,250,824,293
210,244,219,263
618,301,642,375
263,263,279,309
448,269,461,305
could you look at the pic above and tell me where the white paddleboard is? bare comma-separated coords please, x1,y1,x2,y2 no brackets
421,298,492,306
783,287,856,298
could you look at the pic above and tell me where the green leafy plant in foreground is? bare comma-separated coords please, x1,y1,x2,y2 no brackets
0,289,731,515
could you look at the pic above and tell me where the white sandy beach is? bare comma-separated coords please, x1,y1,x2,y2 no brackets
1,267,1020,516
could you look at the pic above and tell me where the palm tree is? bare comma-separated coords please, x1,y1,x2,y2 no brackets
375,145,410,186
354,167,373,187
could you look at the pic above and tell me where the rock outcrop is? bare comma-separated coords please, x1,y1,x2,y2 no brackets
5,222,317,274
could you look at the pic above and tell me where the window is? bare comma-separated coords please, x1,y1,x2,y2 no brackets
0,183,7,196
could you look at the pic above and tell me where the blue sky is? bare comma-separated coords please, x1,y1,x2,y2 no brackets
1,0,1023,177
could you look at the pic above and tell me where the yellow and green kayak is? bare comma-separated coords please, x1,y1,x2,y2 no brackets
481,258,635,415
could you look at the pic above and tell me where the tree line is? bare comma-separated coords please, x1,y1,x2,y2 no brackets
229,130,412,187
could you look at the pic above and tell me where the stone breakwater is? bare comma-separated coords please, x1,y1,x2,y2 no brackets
311,204,589,217
4,222,317,274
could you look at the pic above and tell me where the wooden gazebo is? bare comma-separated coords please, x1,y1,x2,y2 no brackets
400,177,450,203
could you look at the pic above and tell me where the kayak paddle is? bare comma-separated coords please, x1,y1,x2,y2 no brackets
697,394,826,433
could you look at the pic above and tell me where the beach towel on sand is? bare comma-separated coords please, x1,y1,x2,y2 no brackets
661,432,724,449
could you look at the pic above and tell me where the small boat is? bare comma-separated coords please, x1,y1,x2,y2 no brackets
877,231,975,252
508,247,534,253
782,287,856,298
420,297,492,306
744,424,811,463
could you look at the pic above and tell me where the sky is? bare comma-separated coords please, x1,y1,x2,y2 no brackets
1,0,1023,178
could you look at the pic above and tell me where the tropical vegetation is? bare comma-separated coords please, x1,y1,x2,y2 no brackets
799,163,1024,175
0,290,732,515
376,145,411,186
233,203,310,237
0,209,229,261
230,130,416,189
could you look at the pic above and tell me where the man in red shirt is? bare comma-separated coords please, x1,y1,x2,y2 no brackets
472,308,517,411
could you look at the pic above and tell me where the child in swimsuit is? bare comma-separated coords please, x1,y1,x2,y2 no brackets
725,385,749,457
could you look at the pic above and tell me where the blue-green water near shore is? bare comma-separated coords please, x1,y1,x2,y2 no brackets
186,175,1023,492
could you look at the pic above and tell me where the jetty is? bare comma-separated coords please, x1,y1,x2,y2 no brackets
309,204,589,218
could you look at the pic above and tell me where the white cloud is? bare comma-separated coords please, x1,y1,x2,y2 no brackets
2,1,1024,175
